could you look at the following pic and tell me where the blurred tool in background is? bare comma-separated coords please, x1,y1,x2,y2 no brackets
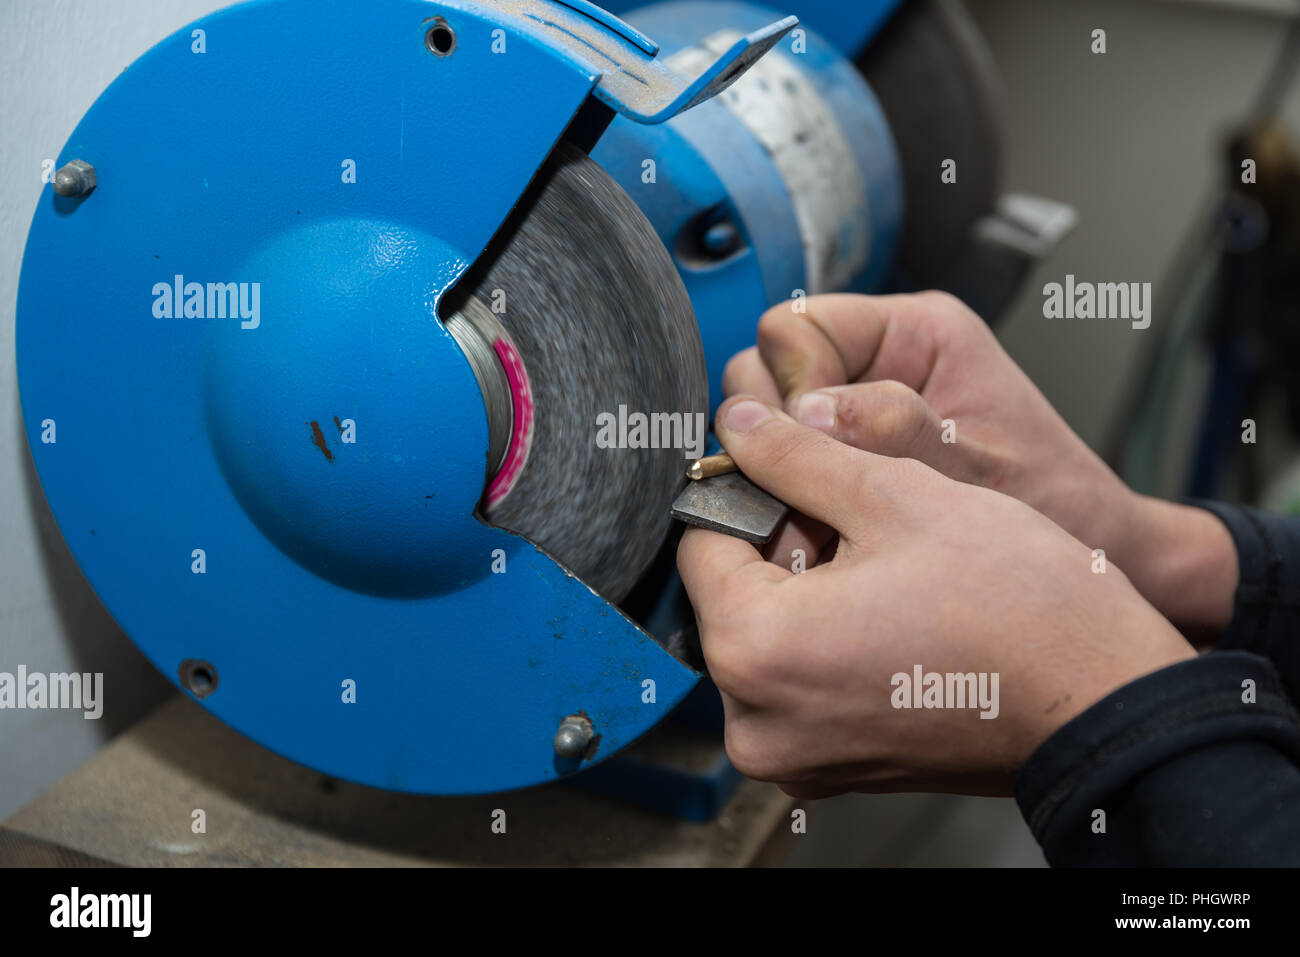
1115,16,1300,510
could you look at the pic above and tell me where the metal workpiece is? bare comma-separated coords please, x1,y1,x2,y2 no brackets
672,470,789,544
687,452,737,481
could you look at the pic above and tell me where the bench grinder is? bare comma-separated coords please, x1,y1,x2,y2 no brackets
18,0,1019,803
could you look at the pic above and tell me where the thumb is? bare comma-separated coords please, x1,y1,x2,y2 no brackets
715,396,884,542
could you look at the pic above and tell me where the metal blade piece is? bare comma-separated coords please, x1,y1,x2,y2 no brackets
671,471,789,544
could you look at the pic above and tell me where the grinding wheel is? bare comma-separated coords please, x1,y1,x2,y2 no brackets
444,143,708,602
856,0,1006,287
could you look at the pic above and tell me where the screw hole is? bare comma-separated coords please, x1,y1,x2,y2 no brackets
674,203,747,268
179,659,218,698
425,19,456,57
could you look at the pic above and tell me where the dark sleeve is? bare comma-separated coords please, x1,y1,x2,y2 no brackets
1189,500,1300,703
1014,651,1300,866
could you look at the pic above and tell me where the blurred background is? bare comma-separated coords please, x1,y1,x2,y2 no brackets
2,0,1298,865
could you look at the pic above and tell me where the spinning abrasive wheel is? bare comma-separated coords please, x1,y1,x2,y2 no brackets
448,142,707,602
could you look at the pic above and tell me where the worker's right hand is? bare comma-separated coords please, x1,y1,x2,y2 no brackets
678,396,1196,798
723,292,1238,642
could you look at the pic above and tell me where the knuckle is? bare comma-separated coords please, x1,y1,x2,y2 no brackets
755,306,789,349
755,306,811,362
917,290,982,340
696,585,753,642
724,720,783,782
882,387,932,448
721,353,745,392
917,289,968,317
756,301,797,341
716,579,761,628
705,605,784,696
705,640,756,700
843,380,927,451
871,377,919,405
721,349,759,396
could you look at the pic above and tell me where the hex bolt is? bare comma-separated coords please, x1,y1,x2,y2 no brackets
52,159,96,197
553,713,594,759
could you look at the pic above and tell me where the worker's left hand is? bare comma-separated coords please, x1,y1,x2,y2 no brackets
677,396,1194,798
722,291,1237,643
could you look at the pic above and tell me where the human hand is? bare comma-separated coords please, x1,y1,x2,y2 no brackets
677,397,1195,797
723,292,1237,642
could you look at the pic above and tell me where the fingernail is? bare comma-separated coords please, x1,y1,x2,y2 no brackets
794,392,836,433
722,399,774,434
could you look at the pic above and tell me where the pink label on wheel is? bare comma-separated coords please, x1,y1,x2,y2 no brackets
486,336,533,508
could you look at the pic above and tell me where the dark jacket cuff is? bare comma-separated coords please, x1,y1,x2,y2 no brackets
1187,500,1300,701
1015,651,1300,865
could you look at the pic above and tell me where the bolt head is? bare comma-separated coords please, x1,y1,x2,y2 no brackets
553,714,594,759
52,160,96,197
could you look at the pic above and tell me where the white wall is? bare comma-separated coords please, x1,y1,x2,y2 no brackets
970,0,1299,464
0,0,235,820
